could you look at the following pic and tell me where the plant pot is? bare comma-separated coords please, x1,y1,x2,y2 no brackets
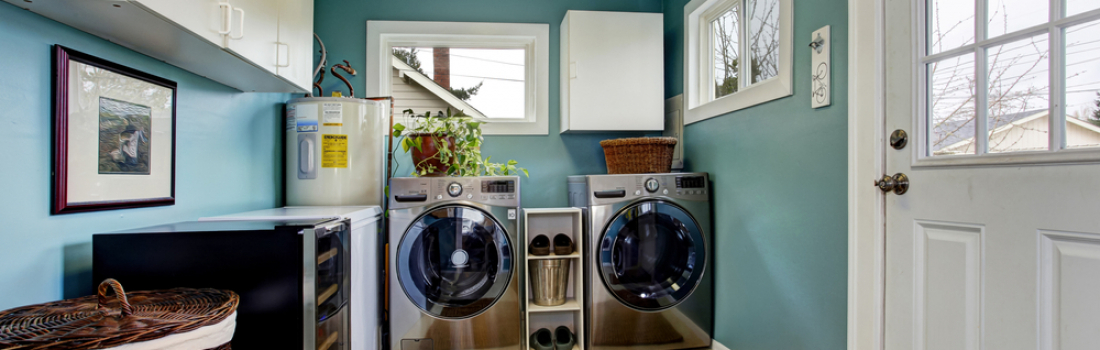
410,133,456,177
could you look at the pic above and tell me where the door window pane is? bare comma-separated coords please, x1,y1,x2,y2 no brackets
929,0,975,54
392,47,525,119
987,35,1050,153
712,6,740,99
930,54,978,155
1066,20,1100,149
746,0,780,84
988,0,1048,38
1067,0,1100,18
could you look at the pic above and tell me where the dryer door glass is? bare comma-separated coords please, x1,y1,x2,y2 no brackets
599,200,706,310
397,205,513,319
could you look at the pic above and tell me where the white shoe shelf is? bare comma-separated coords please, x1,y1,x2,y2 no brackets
522,208,585,350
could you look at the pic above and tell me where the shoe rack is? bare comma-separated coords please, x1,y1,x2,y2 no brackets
522,208,584,350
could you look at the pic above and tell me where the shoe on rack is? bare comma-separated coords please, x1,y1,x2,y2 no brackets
553,233,574,255
530,234,551,256
554,326,576,350
530,328,554,350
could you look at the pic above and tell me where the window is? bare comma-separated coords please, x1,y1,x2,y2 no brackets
684,0,792,124
367,21,549,135
921,0,1100,158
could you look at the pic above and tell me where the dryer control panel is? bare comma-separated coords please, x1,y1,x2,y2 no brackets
587,173,709,205
389,176,521,209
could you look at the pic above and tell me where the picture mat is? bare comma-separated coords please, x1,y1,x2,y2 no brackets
66,60,173,204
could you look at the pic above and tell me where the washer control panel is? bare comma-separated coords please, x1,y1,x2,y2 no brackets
389,177,520,208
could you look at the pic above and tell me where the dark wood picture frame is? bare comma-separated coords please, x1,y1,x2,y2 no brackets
52,45,177,214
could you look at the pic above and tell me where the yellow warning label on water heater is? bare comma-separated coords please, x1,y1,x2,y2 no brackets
322,134,348,168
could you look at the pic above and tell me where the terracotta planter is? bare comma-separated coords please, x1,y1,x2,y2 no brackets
410,133,455,177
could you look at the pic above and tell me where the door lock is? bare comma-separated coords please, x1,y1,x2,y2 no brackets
890,129,908,150
874,173,909,195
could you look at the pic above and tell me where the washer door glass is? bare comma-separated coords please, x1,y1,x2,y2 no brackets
398,205,513,319
599,200,706,311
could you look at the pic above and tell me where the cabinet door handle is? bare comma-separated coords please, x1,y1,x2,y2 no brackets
276,42,290,67
230,7,245,40
218,3,232,35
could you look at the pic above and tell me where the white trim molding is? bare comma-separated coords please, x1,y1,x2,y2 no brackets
683,0,793,125
366,20,550,135
847,0,886,349
711,339,731,350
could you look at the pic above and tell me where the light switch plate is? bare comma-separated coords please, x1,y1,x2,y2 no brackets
811,25,831,109
664,94,684,170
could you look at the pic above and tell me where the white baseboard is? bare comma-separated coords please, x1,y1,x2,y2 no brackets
711,339,731,350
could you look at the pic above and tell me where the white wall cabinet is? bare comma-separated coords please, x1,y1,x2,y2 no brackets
4,0,313,93
560,10,664,133
277,0,315,91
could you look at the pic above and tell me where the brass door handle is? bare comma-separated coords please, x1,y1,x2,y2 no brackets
874,173,909,195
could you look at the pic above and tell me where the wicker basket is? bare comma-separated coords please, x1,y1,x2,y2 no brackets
0,279,239,350
599,137,678,174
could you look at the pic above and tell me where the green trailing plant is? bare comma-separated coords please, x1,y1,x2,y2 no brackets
393,108,529,178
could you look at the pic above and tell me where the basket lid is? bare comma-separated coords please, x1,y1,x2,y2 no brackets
0,279,239,350
599,137,678,147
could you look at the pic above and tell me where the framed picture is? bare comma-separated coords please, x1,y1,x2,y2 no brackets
52,45,177,214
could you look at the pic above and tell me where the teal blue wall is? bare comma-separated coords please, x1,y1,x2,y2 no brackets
313,0,661,209
664,0,849,349
0,4,291,309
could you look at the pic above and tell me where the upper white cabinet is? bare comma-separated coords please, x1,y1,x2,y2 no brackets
277,0,315,91
560,10,664,133
3,0,312,93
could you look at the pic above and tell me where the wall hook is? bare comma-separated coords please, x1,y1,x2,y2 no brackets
809,33,825,54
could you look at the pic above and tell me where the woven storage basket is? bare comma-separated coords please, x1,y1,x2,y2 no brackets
599,137,678,174
0,279,239,350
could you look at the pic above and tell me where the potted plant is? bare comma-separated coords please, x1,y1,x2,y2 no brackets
393,108,528,178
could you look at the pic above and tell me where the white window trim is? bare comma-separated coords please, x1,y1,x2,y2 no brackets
683,0,793,125
912,1,1100,167
366,20,550,135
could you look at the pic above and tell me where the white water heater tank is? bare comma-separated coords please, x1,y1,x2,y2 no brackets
286,97,386,206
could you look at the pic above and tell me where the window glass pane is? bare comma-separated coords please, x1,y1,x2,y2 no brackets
1066,20,1100,149
988,0,1048,38
987,35,1050,153
712,6,740,99
929,54,978,155
1067,0,1100,17
392,47,525,119
928,0,975,54
746,0,780,84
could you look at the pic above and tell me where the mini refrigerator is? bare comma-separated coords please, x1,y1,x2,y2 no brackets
201,206,383,350
94,218,353,350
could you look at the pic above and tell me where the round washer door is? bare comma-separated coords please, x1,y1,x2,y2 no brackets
397,205,513,319
599,200,706,311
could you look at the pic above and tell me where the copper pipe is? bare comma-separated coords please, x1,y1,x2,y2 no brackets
312,68,325,97
331,60,356,97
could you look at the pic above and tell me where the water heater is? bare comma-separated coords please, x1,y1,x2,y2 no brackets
286,97,386,206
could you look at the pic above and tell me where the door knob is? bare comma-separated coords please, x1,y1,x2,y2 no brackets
874,173,909,195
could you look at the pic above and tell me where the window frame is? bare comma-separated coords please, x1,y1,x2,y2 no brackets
683,0,793,125
366,21,549,135
914,0,1100,166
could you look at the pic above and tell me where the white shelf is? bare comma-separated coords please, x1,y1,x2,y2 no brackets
523,208,585,350
527,299,581,313
528,252,581,260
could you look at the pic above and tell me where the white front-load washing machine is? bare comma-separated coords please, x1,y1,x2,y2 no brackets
581,173,713,350
387,176,524,350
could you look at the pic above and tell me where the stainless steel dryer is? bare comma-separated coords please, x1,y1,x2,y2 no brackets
583,173,713,350
387,176,523,350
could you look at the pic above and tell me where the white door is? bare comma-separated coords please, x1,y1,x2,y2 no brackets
224,0,279,75
134,0,229,45
884,1,1100,350
277,0,314,91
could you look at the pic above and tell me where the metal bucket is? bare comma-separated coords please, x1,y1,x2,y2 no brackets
529,259,571,306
